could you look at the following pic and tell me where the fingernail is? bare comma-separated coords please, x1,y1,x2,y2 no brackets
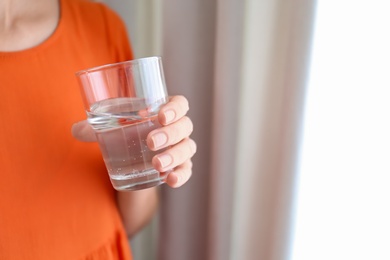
151,132,168,149
157,154,173,169
164,110,176,124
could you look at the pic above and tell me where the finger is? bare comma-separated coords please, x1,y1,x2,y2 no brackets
71,120,96,142
147,116,193,151
152,138,197,172
165,160,193,188
159,95,189,125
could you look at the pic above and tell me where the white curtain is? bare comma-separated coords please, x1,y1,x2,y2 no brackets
104,0,316,259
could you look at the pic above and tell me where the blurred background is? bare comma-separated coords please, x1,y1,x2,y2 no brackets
101,1,390,259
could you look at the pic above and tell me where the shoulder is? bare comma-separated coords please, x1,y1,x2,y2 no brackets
64,0,133,62
65,0,125,34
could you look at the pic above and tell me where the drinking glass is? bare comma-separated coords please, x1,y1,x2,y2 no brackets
76,57,169,191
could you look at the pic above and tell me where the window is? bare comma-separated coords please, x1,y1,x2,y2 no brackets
291,1,390,259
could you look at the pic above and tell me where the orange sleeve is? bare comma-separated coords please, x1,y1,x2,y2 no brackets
97,2,135,62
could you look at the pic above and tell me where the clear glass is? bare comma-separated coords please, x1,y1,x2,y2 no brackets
76,57,169,191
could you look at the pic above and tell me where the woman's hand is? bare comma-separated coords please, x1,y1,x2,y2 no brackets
71,95,196,188
147,95,196,188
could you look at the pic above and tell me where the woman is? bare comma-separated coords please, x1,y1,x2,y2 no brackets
0,0,196,259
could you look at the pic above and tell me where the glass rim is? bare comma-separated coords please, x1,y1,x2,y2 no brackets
75,56,162,77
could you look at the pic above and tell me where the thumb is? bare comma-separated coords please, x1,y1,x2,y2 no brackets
71,120,97,142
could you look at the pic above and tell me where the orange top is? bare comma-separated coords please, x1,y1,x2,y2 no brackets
0,0,133,259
